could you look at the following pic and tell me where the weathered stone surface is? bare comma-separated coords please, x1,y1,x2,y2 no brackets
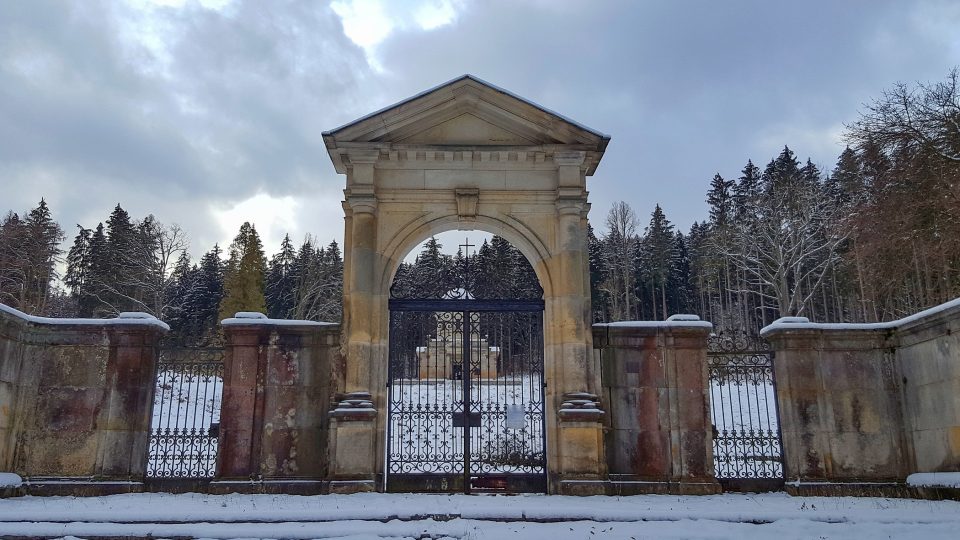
0,306,165,490
219,320,340,486
897,302,960,472
763,299,960,489
594,321,720,494
323,75,610,493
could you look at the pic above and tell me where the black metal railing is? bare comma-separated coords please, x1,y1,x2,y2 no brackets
147,344,224,479
707,331,784,488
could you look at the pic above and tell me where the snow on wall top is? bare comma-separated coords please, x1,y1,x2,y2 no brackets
0,303,170,331
760,297,960,336
220,312,337,327
594,314,713,330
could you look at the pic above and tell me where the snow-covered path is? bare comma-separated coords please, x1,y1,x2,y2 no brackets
0,492,957,539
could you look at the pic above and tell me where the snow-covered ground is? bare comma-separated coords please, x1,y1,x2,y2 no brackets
0,492,957,539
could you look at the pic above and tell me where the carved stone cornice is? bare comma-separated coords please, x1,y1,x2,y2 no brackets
554,150,587,168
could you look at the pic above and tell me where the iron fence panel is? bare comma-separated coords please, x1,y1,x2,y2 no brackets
147,343,224,479
707,331,784,488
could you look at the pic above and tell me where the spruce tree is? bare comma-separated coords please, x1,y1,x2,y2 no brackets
706,173,734,228
219,222,267,321
266,234,297,318
164,252,195,340
0,212,26,308
668,231,692,315
825,146,862,206
64,226,96,317
103,205,137,312
733,159,762,221
192,245,224,342
641,204,676,319
86,223,109,316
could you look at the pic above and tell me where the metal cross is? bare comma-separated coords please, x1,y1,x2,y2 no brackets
459,238,475,259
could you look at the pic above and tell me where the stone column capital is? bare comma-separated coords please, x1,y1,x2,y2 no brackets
346,193,378,215
556,194,588,216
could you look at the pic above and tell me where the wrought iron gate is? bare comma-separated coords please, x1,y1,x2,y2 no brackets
387,300,546,493
147,341,224,479
707,331,784,491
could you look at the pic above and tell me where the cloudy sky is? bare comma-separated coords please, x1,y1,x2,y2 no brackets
2,0,959,259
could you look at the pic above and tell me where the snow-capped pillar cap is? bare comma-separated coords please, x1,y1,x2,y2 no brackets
234,312,268,319
666,314,701,322
117,312,159,320
771,316,811,324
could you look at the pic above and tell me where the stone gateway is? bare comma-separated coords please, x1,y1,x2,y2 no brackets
322,75,612,494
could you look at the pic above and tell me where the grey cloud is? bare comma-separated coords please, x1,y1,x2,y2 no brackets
1,0,958,260
1,0,374,254
375,0,960,230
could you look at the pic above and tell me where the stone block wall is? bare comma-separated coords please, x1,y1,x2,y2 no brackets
897,302,960,473
762,326,908,484
593,317,720,495
763,298,960,494
0,304,166,494
216,313,342,493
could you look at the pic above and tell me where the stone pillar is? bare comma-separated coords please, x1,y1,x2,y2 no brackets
329,148,381,492
594,317,721,495
96,324,165,479
217,324,264,479
216,313,340,494
762,318,910,495
551,151,606,494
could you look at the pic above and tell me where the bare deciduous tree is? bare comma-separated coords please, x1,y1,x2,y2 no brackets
600,201,639,320
726,186,848,317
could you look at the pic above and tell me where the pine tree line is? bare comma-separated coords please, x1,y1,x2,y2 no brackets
37,204,344,345
391,236,540,300
590,69,960,331
0,199,65,315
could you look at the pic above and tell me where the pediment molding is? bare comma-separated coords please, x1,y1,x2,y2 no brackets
324,75,609,175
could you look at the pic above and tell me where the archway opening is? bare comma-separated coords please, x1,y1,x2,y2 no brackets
391,232,542,301
385,231,546,494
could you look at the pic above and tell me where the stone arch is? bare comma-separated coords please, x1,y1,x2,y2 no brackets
378,212,554,300
323,75,610,494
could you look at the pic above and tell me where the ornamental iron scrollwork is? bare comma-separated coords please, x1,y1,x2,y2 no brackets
387,307,546,489
707,331,784,484
147,341,223,479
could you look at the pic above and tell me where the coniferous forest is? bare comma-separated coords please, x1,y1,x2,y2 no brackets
2,70,958,338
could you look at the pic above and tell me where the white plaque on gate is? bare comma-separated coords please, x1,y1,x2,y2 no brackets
505,404,526,429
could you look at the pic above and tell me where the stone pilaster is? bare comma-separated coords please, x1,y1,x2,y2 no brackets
550,151,606,494
330,148,381,491
595,317,721,495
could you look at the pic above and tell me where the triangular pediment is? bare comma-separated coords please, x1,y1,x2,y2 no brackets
398,113,537,145
323,75,610,149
